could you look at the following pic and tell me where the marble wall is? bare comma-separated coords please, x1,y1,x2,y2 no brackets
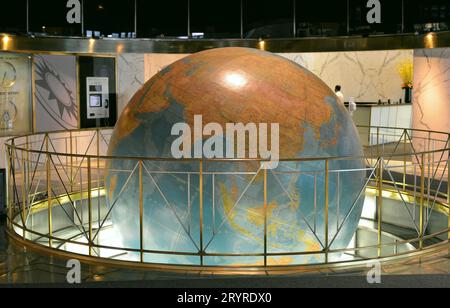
280,50,413,103
116,50,413,115
412,48,450,159
117,54,145,116
115,49,415,127
143,53,189,81
117,53,188,115
413,48,450,134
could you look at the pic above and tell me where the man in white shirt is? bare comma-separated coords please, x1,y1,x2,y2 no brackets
335,85,345,105
348,97,357,117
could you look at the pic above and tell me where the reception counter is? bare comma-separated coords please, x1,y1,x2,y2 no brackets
351,103,412,147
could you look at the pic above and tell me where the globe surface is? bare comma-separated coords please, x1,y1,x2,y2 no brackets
105,47,365,266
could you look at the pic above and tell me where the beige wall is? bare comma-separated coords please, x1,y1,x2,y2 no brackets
412,48,450,161
280,50,413,103
144,53,189,81
117,53,188,115
413,48,450,134
117,50,413,116
117,54,145,117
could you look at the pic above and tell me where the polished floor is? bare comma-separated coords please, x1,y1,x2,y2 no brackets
1,220,449,287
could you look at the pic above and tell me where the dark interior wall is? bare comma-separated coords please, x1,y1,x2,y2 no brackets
78,56,117,129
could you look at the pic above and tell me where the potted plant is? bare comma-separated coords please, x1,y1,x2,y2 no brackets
397,60,413,103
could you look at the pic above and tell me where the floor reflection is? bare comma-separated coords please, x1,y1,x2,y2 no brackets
1,220,449,286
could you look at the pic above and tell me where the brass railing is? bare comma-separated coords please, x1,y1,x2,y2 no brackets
4,126,450,272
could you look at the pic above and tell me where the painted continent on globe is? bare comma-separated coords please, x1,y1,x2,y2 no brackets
105,47,365,266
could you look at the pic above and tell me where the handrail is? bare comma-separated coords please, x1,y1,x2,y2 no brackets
5,126,450,162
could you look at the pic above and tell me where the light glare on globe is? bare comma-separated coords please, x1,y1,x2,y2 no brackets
224,72,247,88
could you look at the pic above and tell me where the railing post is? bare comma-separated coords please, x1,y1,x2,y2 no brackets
263,165,268,267
403,129,407,191
21,155,26,238
69,131,73,192
376,127,380,156
377,157,383,258
139,160,144,262
324,159,329,263
24,136,33,232
428,131,431,163
25,135,30,193
420,153,425,250
96,128,100,157
313,175,317,233
199,160,203,266
427,132,432,225
6,147,12,230
87,157,92,256
46,134,52,248
96,128,100,237
447,145,449,241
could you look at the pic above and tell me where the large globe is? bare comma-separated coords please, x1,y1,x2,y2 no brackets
105,47,365,266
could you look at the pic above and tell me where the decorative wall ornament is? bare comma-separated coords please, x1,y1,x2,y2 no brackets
34,54,78,132
0,52,32,136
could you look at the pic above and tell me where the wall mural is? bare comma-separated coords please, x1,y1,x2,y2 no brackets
0,52,32,137
34,54,78,132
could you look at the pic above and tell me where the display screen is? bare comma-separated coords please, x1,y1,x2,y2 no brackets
89,94,102,107
89,84,102,92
